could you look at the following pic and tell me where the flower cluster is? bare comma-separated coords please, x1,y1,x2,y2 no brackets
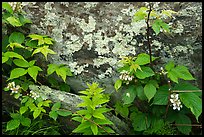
7,82,21,94
119,70,134,85
29,90,40,100
169,93,182,111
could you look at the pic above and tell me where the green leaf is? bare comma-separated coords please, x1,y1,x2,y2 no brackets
13,59,29,68
51,102,61,111
49,110,58,121
114,79,122,91
167,69,179,83
6,119,20,131
25,39,38,48
28,60,36,67
176,114,192,135
21,96,29,104
32,46,56,60
9,68,27,80
122,85,137,105
152,19,161,35
10,113,21,119
94,119,113,125
160,21,170,33
18,14,32,25
91,124,98,135
59,83,70,92
93,112,106,119
135,66,154,79
4,51,25,60
42,100,52,107
6,43,24,51
27,66,43,82
135,53,158,65
44,38,54,45
136,85,147,101
56,110,72,116
162,10,177,18
133,7,148,22
179,92,201,122
90,124,98,135
173,81,201,97
152,85,169,105
130,112,150,131
165,61,175,71
144,82,157,102
148,117,164,133
9,32,25,44
28,34,44,45
71,116,82,122
2,2,13,14
20,106,28,115
173,65,195,80
2,56,9,63
47,64,58,75
72,121,91,133
56,66,68,82
114,102,129,118
94,108,110,114
102,127,115,134
20,117,31,127
33,108,41,119
6,16,22,27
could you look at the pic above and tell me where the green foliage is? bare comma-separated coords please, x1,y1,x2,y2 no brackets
72,82,114,135
114,79,122,91
49,102,72,121
122,85,137,105
152,19,170,35
165,61,195,83
47,64,73,82
114,102,130,118
32,46,56,60
2,2,74,135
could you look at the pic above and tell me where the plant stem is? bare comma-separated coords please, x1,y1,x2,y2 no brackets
75,112,110,135
146,3,153,68
171,90,202,93
164,80,171,119
170,124,202,127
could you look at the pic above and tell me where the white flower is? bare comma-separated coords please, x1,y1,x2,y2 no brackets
170,93,182,111
126,93,130,97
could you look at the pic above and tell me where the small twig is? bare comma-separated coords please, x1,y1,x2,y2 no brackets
171,90,202,93
74,112,111,135
164,80,171,119
171,123,202,127
146,3,153,68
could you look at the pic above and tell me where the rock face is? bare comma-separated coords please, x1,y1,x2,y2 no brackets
21,2,202,97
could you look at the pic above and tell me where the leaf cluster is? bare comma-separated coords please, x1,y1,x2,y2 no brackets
72,82,115,135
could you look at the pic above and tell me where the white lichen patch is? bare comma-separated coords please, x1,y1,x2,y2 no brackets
173,45,188,54
121,4,136,16
65,36,83,55
52,28,63,43
93,56,117,68
77,16,96,33
68,62,89,75
98,67,113,79
58,94,65,101
172,21,184,35
152,40,162,50
84,2,98,9
94,37,111,55
112,41,136,57
83,33,93,50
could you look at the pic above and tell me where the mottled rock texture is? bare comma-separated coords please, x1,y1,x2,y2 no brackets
21,2,202,97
